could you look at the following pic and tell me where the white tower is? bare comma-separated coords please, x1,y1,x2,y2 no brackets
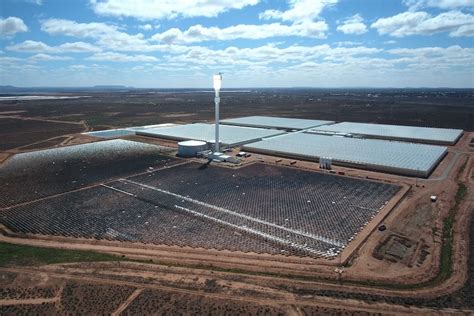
213,73,222,153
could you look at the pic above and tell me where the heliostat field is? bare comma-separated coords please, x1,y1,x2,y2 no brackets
0,161,400,258
0,139,177,208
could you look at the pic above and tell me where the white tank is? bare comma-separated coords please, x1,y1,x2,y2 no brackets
177,140,208,157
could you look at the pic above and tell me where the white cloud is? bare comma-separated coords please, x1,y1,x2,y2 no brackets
387,45,474,70
389,45,473,58
152,43,470,86
90,0,260,20
0,17,28,36
371,11,474,37
371,11,429,37
450,24,474,36
3,43,472,88
87,52,158,62
0,56,22,65
139,24,153,31
42,18,123,38
56,42,102,52
404,0,474,10
19,0,42,5
336,14,367,35
265,46,474,87
69,64,88,70
39,18,185,52
259,0,338,22
40,18,327,53
335,41,363,46
41,18,151,51
28,54,73,61
6,40,102,53
152,21,329,43
138,24,161,31
165,44,382,67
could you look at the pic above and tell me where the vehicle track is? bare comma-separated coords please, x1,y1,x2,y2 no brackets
0,266,463,315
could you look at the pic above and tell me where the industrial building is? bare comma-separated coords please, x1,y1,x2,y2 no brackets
311,122,463,145
135,123,284,146
243,133,447,177
86,129,136,138
221,116,334,130
177,140,208,157
83,114,461,178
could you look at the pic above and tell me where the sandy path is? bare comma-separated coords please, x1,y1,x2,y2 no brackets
0,115,90,155
1,266,468,315
0,168,470,300
111,288,143,316
0,115,85,126
0,297,59,306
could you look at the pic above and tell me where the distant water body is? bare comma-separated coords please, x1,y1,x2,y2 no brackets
0,96,90,101
147,90,252,94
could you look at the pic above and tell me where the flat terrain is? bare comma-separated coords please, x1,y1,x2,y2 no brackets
0,88,472,152
0,117,85,151
0,88,472,314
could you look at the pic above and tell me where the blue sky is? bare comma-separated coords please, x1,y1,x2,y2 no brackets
1,0,473,88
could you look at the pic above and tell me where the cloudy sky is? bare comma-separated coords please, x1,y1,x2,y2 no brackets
1,0,473,88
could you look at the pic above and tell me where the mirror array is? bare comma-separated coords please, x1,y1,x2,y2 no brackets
0,160,400,258
0,139,177,208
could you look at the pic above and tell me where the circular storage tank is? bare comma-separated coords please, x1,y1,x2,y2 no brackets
178,140,208,157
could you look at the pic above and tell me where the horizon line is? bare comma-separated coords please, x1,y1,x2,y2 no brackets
1,85,473,90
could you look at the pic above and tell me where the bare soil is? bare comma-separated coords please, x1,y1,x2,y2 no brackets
0,116,85,151
1,89,472,152
0,89,472,314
